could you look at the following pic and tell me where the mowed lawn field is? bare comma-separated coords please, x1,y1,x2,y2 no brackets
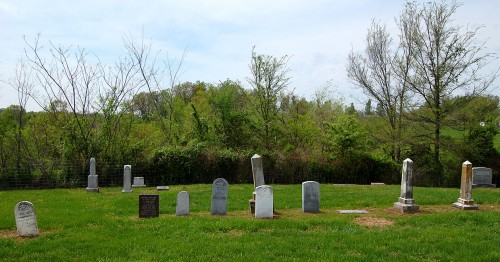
0,184,499,261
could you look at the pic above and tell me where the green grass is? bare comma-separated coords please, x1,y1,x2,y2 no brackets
1,185,499,261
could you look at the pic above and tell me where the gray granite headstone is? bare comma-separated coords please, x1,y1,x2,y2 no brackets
122,165,133,193
302,181,320,213
211,178,228,215
176,191,190,216
157,186,170,191
14,201,39,236
453,161,479,210
132,177,146,188
86,157,99,193
394,158,419,213
255,185,273,218
472,167,496,188
251,154,265,189
139,194,159,218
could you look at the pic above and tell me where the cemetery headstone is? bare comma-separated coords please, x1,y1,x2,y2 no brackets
139,194,159,218
394,158,419,213
14,201,39,237
251,154,265,189
302,181,320,213
453,161,479,210
86,157,99,193
132,177,146,188
472,167,496,188
157,186,170,191
176,191,190,216
211,178,228,215
338,210,368,214
255,185,273,218
122,165,133,193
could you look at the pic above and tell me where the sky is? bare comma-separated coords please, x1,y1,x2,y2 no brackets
0,0,499,111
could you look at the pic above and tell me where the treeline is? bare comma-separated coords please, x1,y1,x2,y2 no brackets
1,1,499,189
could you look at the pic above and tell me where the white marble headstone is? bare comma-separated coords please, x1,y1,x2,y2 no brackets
251,154,265,189
122,165,133,193
14,201,39,237
176,191,190,216
302,181,320,213
255,185,273,218
86,157,99,193
132,177,146,187
211,178,228,215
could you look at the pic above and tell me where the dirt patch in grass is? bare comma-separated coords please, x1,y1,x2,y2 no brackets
355,217,394,228
0,230,46,240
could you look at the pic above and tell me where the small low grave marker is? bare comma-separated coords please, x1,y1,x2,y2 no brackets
157,186,170,191
255,185,274,219
472,167,496,188
394,158,419,213
453,161,479,210
132,177,146,188
338,210,369,214
86,157,99,193
122,165,133,193
15,201,39,237
302,181,320,213
139,194,159,218
176,191,190,216
211,178,228,215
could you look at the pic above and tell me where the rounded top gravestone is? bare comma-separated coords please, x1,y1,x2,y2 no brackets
14,201,39,237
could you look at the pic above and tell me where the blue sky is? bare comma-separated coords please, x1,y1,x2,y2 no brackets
0,0,499,111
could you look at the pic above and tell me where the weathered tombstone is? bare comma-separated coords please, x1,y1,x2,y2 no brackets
86,157,99,193
393,158,419,213
338,210,368,214
302,181,320,213
255,185,273,218
251,154,265,189
132,177,146,188
176,191,190,216
211,178,228,215
472,167,496,188
157,186,170,191
14,201,39,237
122,165,133,193
139,194,159,218
453,161,479,210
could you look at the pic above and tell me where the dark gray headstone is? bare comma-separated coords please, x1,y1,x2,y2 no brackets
14,201,39,236
122,165,132,193
176,191,189,216
211,178,228,215
139,194,159,218
302,181,320,213
255,185,273,218
472,167,495,188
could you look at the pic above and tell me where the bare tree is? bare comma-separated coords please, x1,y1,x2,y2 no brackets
404,1,498,173
123,34,186,142
246,46,291,150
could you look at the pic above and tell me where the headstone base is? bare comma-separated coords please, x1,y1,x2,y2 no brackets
393,202,419,213
122,189,133,193
472,184,496,188
86,187,99,193
249,199,255,214
452,202,479,210
132,185,146,188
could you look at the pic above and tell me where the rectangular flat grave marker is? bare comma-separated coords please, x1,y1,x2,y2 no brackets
176,191,189,216
338,210,369,214
211,178,228,215
15,201,39,236
139,194,159,218
157,186,170,191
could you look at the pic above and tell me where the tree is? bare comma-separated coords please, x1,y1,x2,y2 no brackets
246,47,291,150
402,1,498,184
364,99,372,116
